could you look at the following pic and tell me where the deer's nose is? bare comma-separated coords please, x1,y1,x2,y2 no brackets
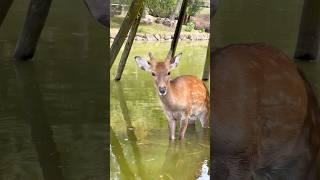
159,87,167,95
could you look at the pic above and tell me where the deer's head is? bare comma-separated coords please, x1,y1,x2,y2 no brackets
134,51,182,96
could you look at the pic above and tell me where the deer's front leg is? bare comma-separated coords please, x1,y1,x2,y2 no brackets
179,112,190,140
165,111,176,140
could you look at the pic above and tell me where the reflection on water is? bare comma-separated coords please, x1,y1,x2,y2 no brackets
197,160,209,180
0,0,107,179
110,41,209,179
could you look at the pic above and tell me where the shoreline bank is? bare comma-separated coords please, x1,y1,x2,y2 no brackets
110,32,210,42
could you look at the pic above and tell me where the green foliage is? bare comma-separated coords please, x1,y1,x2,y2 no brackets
185,21,195,32
146,0,176,17
199,28,205,33
187,0,205,16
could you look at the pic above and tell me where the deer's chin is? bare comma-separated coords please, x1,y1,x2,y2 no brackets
159,91,167,96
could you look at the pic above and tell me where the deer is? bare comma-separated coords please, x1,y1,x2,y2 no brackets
212,43,320,180
134,51,210,140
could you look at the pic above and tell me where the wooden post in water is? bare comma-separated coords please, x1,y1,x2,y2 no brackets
115,7,143,81
202,42,210,81
294,0,320,60
83,0,108,27
0,0,14,28
14,0,52,60
170,0,188,57
110,0,144,67
212,0,219,16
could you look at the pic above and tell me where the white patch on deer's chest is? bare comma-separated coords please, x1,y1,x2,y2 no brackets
159,94,185,111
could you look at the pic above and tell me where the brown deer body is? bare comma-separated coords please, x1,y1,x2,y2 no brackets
213,44,320,179
135,52,209,140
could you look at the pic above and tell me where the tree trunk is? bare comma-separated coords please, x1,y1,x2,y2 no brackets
187,15,191,23
169,0,183,21
182,14,188,24
142,5,148,18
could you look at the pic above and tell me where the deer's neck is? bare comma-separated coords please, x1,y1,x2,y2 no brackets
159,81,177,107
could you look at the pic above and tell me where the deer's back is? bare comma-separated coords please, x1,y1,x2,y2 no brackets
213,44,320,179
172,75,208,101
165,75,209,113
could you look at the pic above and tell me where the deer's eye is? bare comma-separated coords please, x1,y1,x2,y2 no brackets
151,72,155,76
167,72,171,75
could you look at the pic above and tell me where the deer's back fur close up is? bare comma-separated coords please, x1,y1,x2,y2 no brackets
212,44,320,180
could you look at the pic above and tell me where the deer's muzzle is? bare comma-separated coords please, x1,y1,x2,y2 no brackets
158,86,167,96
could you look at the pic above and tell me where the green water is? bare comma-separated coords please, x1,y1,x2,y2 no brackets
0,0,107,179
110,41,210,179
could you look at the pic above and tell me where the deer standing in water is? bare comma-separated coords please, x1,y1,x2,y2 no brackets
213,44,320,179
134,51,209,140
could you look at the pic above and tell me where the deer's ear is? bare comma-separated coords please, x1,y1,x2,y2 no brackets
169,53,182,71
134,56,152,72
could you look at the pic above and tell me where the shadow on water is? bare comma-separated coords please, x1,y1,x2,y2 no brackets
110,126,135,179
14,62,64,180
112,82,146,179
